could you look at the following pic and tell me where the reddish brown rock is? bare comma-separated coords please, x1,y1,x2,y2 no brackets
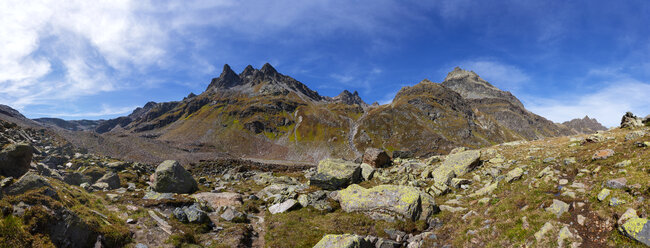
592,149,614,160
191,192,243,209
362,148,391,168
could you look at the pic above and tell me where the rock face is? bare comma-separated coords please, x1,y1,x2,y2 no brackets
337,184,437,222
151,160,198,194
621,112,644,128
562,115,607,134
362,148,391,168
0,142,33,177
310,159,361,190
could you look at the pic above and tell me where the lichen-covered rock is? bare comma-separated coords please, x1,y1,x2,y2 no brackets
621,112,643,128
362,148,391,168
360,163,375,181
310,159,361,190
432,150,480,186
546,199,569,218
0,142,33,177
151,160,198,194
95,171,121,190
504,167,524,183
597,188,611,201
313,234,371,248
620,217,650,246
337,184,437,222
4,171,54,195
592,149,614,160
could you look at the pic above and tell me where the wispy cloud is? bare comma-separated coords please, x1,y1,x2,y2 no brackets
453,59,530,93
35,104,138,118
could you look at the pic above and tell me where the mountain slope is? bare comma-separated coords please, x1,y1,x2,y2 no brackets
33,64,582,163
562,115,608,134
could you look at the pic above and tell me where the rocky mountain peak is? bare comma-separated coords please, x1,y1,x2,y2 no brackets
260,63,278,76
442,67,524,109
332,90,368,107
206,64,243,91
561,115,607,134
240,65,256,78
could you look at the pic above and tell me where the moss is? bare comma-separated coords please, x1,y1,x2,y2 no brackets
166,232,198,247
0,215,54,248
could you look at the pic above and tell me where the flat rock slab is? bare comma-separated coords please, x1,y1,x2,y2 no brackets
269,199,299,214
546,199,569,218
432,150,481,186
192,192,243,209
337,184,437,222
313,234,369,248
592,149,614,160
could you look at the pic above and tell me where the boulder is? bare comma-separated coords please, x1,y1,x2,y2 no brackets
0,142,33,177
360,163,375,181
592,149,614,160
432,150,480,186
313,234,371,248
606,178,627,189
4,171,54,195
151,160,198,194
504,167,524,183
619,214,650,246
337,184,438,222
363,148,391,168
269,199,300,214
191,192,243,209
220,207,245,222
597,188,611,201
546,199,569,218
310,159,361,190
95,171,121,190
621,112,643,128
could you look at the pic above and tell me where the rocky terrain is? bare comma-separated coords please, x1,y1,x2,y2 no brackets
0,105,648,247
562,116,608,134
29,65,602,165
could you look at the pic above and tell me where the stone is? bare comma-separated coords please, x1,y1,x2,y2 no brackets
362,148,391,168
126,218,136,224
184,204,208,223
106,193,120,202
543,157,556,163
95,171,121,190
172,207,188,222
220,207,245,222
468,182,498,198
151,160,198,194
313,234,370,248
142,191,175,200
504,167,524,183
606,178,627,189
609,197,626,206
558,179,568,185
338,184,437,222
439,205,467,213
269,199,300,214
592,149,614,160
4,171,53,195
309,159,361,190
618,208,637,226
546,199,569,218
614,160,632,168
432,150,480,186
597,188,611,201
625,130,645,141
360,163,375,181
620,217,650,246
450,178,471,189
577,215,586,225
535,222,554,242
557,226,574,247
0,142,33,178
621,112,643,128
191,192,243,210
106,161,127,171
563,157,576,165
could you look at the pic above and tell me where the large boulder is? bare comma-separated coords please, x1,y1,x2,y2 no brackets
432,150,481,186
362,148,391,168
151,160,198,194
337,184,438,222
95,171,121,190
313,234,372,248
621,112,643,128
619,212,650,246
310,159,361,190
4,171,54,195
0,142,33,177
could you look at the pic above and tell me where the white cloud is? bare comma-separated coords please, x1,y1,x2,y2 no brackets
527,79,650,127
454,59,530,92
36,104,137,118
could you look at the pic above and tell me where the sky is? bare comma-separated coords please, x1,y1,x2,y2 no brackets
1,0,649,127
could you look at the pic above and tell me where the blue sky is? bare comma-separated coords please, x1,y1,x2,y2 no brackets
1,0,649,127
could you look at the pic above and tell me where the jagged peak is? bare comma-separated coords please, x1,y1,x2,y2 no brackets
333,89,367,106
220,64,240,80
260,63,278,76
241,65,255,77
444,67,495,88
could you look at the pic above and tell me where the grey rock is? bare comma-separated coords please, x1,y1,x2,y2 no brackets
184,204,208,223
96,172,121,190
545,199,569,218
362,148,391,168
269,199,300,214
313,234,373,248
151,160,198,194
173,207,188,222
360,163,375,181
310,159,361,190
0,142,33,177
4,171,54,196
606,178,627,189
220,207,245,222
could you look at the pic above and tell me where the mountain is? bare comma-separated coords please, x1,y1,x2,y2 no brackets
33,118,103,131
562,115,608,134
47,64,578,164
0,104,41,128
